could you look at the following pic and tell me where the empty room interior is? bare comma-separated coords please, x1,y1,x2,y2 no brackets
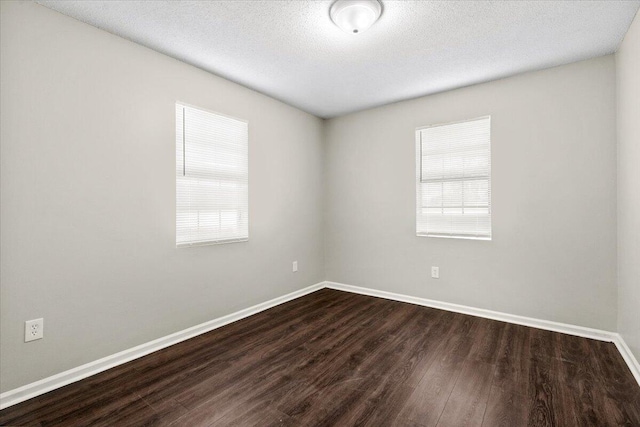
1,0,640,425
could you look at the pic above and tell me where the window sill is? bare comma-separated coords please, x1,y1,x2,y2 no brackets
417,233,491,241
176,238,249,248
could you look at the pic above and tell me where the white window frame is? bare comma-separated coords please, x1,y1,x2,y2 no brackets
176,102,249,247
416,116,492,240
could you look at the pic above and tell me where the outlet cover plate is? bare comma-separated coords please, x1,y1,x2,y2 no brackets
25,318,44,342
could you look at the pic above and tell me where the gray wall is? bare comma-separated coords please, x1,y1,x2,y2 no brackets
617,10,640,363
324,56,618,331
0,1,325,392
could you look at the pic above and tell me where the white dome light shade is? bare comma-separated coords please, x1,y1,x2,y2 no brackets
330,0,382,34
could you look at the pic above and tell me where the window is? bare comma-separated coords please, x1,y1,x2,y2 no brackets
176,103,248,247
416,116,491,240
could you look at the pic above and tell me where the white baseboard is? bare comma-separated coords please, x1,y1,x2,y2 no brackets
325,281,640,387
325,281,616,341
2,280,639,410
612,333,640,387
0,282,324,410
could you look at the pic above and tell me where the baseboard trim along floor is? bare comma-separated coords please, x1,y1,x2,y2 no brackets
2,280,638,410
613,333,640,387
324,281,640,388
0,283,324,410
325,282,614,341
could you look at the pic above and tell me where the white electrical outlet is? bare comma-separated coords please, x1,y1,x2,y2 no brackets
431,266,439,279
25,318,44,342
292,261,298,272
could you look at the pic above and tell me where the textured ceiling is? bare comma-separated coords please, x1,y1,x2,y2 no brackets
38,0,640,118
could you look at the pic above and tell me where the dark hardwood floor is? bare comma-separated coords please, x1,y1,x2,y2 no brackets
1,289,639,426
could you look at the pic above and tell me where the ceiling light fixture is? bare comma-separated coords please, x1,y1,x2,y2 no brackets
330,0,382,35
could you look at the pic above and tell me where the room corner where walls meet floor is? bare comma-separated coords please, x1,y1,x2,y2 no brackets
1,281,639,410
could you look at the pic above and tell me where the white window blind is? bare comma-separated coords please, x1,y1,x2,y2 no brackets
416,116,491,240
176,103,248,247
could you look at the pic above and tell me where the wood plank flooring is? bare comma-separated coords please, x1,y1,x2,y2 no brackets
1,289,639,426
